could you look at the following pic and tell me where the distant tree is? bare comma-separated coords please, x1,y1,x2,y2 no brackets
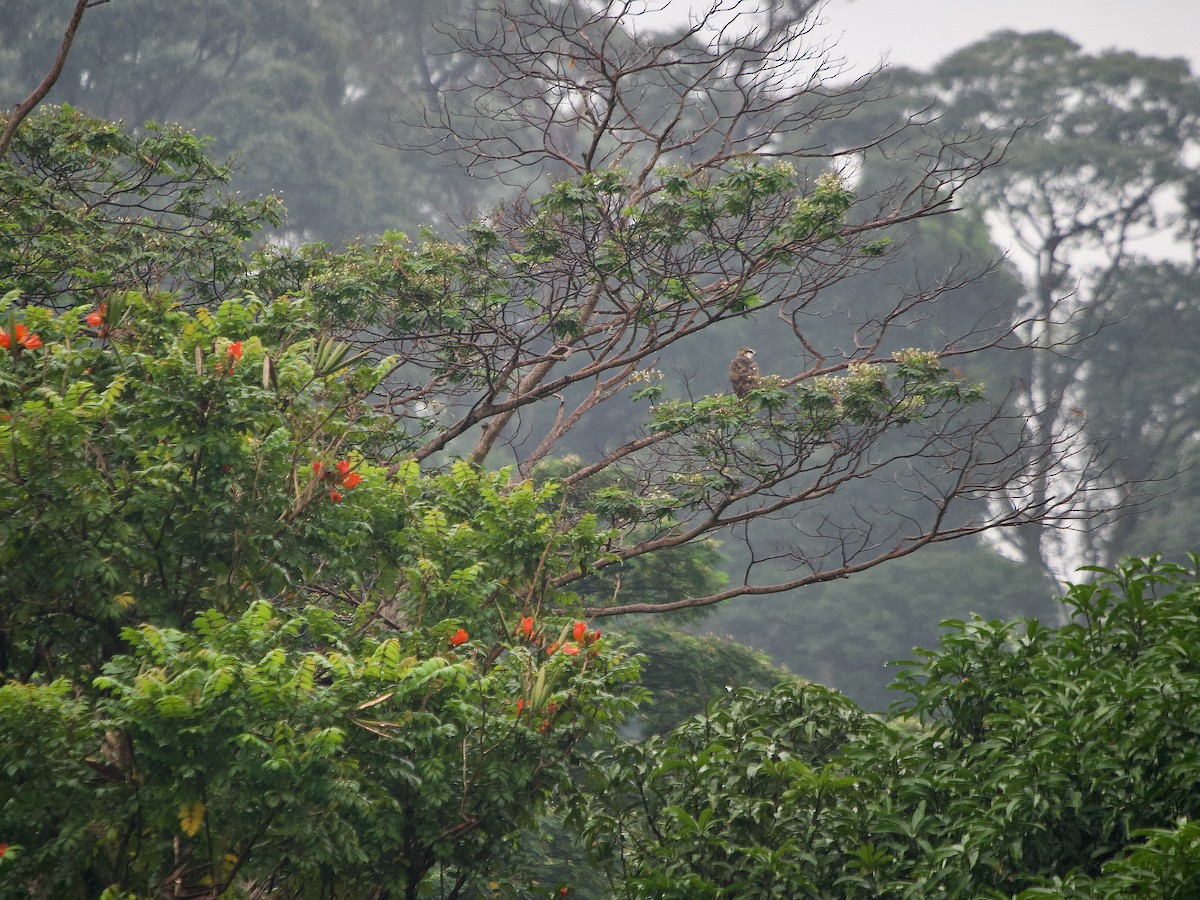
925,31,1200,582
706,542,1054,711
0,0,102,158
0,0,499,239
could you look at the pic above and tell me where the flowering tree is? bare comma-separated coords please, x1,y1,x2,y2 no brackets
0,128,642,892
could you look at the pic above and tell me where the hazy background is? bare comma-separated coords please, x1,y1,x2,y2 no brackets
810,0,1199,72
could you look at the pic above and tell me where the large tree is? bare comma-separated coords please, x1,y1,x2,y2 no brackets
0,108,646,897
316,0,1093,618
2,2,1099,617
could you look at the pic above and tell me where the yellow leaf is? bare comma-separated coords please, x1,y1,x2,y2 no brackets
113,592,136,610
179,801,205,837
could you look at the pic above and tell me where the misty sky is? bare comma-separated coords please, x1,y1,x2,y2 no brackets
824,0,1200,73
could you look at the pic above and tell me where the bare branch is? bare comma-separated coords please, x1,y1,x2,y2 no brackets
0,0,108,158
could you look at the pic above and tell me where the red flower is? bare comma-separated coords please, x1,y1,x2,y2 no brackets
313,461,325,476
0,841,6,858
572,621,587,642
336,460,351,476
329,489,343,503
519,616,534,639
213,340,243,375
450,628,469,646
561,642,580,657
341,471,362,489
1,323,42,352
85,303,107,328
516,698,525,714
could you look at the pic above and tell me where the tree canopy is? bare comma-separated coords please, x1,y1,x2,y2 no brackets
4,3,1200,895
577,555,1200,897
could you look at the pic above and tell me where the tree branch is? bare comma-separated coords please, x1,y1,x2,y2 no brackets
0,0,107,159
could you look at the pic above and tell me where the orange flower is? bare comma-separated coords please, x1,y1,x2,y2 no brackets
341,471,362,489
450,628,469,646
313,461,325,476
572,621,587,642
561,642,580,657
85,303,107,328
329,489,343,503
214,340,243,375
336,460,351,476
516,698,525,714
519,616,534,639
1,322,42,351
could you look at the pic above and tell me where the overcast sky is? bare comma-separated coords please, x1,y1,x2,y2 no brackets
822,0,1200,73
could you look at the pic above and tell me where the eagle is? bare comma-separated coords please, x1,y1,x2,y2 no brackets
729,347,760,398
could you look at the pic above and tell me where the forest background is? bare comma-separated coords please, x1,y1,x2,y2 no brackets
5,0,1191,706
2,0,1200,896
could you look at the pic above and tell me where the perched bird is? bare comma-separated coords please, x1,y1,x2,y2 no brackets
729,347,760,398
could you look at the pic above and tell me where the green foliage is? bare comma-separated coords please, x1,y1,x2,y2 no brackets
1023,819,1200,898
617,623,794,737
0,105,281,310
1,602,642,896
578,556,1200,896
0,288,362,674
0,284,644,893
574,683,878,898
0,110,645,895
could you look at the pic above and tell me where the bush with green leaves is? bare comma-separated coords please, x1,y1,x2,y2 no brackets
1,600,640,896
577,555,1200,897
